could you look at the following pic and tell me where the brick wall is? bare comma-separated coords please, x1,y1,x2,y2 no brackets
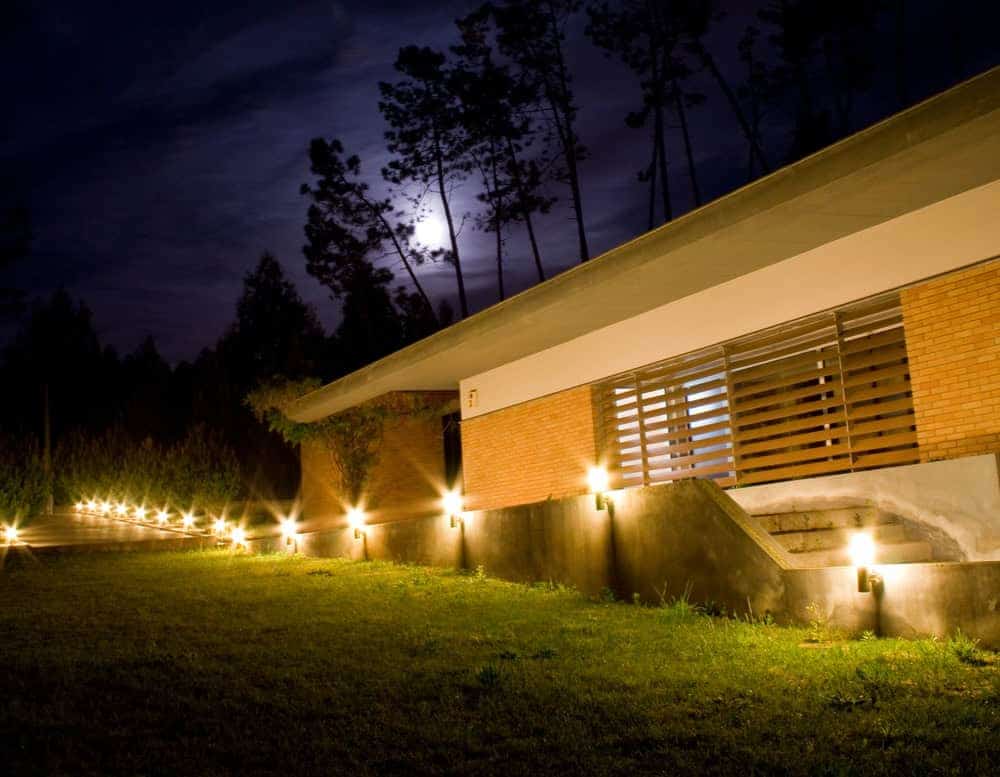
300,392,455,528
902,258,1000,461
462,385,599,511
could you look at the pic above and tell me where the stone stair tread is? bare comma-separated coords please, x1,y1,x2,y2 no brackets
791,540,933,568
755,506,894,534
773,523,907,552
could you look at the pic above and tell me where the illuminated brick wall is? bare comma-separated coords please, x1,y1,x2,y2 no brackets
461,385,600,511
300,392,455,527
902,258,1000,462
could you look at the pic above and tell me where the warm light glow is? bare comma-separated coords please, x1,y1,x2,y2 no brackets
442,490,463,517
849,533,876,568
74,502,83,512
156,509,169,524
86,499,97,512
134,506,147,521
115,503,128,517
100,501,113,515
347,507,366,531
231,527,247,547
181,512,196,529
280,517,298,540
4,525,17,543
587,465,610,494
213,518,227,535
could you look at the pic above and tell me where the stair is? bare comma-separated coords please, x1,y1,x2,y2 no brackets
752,505,935,568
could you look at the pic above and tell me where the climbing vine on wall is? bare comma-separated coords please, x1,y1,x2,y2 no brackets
246,379,451,506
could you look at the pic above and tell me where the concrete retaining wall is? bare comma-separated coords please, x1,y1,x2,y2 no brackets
728,454,1000,561
260,479,1000,647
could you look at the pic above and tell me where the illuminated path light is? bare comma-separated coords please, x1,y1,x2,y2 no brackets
181,512,196,530
156,509,170,524
213,518,228,536
115,503,128,517
4,525,18,544
231,527,248,549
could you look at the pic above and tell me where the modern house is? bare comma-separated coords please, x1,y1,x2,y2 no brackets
287,66,1000,576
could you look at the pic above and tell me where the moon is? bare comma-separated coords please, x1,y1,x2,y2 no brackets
414,215,446,247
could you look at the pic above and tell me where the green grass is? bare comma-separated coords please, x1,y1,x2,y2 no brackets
1,551,997,776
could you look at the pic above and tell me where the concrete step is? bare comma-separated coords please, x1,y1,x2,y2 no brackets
791,540,934,568
773,522,908,553
754,506,892,534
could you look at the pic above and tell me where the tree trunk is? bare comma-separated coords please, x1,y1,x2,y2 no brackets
434,136,468,318
375,207,435,319
544,1,589,262
699,45,770,174
505,138,545,282
672,77,701,207
654,101,672,223
42,382,53,515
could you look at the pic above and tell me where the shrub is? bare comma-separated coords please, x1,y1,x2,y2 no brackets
0,434,47,519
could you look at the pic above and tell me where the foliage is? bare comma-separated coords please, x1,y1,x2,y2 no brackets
380,45,472,317
52,424,240,511
0,433,46,519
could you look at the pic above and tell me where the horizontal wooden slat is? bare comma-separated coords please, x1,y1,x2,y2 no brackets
731,364,839,401
736,424,850,456
733,396,844,427
840,327,906,356
851,447,920,469
849,414,916,436
739,442,851,470
845,379,911,404
845,397,915,421
647,461,735,483
734,410,847,443
732,379,841,414
849,431,918,453
609,435,733,464
730,348,839,386
739,457,852,485
841,343,908,373
842,362,911,389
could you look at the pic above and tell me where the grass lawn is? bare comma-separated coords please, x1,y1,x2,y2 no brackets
1,551,997,776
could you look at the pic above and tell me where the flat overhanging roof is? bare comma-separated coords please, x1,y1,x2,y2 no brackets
288,66,1000,423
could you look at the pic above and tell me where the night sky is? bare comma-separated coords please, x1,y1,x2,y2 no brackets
3,1,997,363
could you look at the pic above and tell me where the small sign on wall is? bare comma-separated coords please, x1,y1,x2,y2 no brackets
466,388,479,409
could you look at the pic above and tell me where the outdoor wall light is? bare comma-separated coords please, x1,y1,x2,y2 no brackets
86,499,97,513
849,532,881,593
587,466,611,510
213,518,228,536
134,506,147,521
280,516,298,547
101,501,113,516
156,509,170,524
231,527,248,549
74,502,83,513
442,490,463,527
3,525,18,544
181,512,196,530
347,507,366,540
115,503,128,517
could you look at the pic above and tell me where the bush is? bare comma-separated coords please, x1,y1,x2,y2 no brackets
53,424,241,512
0,434,47,519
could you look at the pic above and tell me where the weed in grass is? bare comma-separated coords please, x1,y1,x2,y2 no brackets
860,630,877,642
306,569,334,577
531,647,557,660
856,658,899,705
599,586,616,603
805,601,829,643
476,663,502,690
950,629,990,666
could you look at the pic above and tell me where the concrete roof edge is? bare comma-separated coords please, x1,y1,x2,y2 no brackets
288,65,1000,423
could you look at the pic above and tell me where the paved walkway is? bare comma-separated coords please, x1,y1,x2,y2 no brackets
4,512,213,554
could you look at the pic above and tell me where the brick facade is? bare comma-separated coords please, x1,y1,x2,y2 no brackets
461,385,599,511
300,392,456,528
902,258,1000,462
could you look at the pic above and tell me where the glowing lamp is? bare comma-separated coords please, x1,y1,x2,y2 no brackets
134,506,147,521
213,518,227,536
587,465,611,510
849,532,880,593
4,525,17,544
280,517,298,546
231,527,248,548
100,501,113,515
156,509,169,524
181,512,196,529
347,507,366,540
442,490,463,528
86,499,97,513
115,503,128,517
74,502,83,513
